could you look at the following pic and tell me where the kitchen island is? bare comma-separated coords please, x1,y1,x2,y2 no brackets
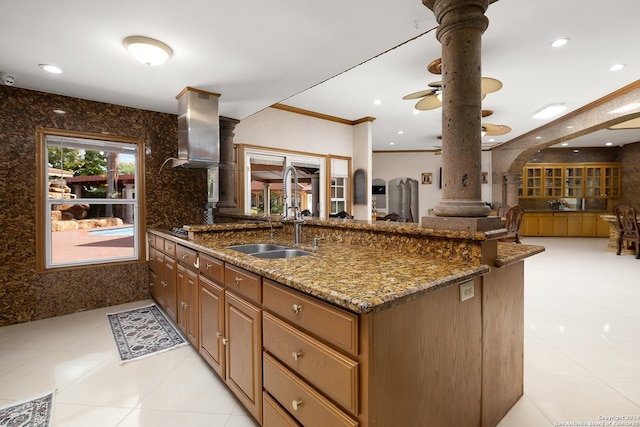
148,215,543,427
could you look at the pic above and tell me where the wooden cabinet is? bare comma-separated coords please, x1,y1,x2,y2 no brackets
262,280,359,426
225,290,262,422
199,254,225,379
520,162,621,199
176,244,199,347
148,235,178,322
522,211,610,237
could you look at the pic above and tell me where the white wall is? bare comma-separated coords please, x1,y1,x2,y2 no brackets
372,151,493,219
234,107,354,158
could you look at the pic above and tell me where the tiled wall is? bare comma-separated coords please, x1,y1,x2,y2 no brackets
0,86,207,326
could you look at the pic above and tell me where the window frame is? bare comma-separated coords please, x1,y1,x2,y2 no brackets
36,127,146,272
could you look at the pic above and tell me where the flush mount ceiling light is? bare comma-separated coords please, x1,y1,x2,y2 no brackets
39,64,63,74
551,38,570,48
533,104,567,119
123,36,173,66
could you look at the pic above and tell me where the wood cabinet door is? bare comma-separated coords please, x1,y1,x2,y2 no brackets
538,214,554,236
225,291,262,423
177,264,199,347
163,256,177,322
522,214,539,236
199,276,225,379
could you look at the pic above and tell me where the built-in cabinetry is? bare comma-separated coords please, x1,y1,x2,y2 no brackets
522,212,610,237
148,235,177,322
519,163,621,199
176,245,199,347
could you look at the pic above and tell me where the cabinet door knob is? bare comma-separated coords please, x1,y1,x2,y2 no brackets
234,277,242,285
181,254,188,259
292,304,302,314
216,332,222,338
292,351,302,361
222,338,229,345
292,399,303,411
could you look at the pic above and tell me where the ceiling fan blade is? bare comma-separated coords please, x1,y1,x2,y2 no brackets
481,78,503,94
415,95,442,110
402,89,436,100
482,123,512,136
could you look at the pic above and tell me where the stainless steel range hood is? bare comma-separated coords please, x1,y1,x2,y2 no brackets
174,87,220,168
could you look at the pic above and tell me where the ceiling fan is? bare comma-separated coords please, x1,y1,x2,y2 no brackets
403,58,503,111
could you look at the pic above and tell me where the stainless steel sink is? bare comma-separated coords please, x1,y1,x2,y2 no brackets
226,243,288,254
251,249,312,259
226,244,312,259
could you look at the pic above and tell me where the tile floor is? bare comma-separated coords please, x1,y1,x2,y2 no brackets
0,237,638,426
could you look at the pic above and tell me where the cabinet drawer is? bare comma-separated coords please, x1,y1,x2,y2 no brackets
263,312,359,414
164,239,176,257
225,264,261,304
263,280,358,356
176,245,198,270
148,246,158,273
264,353,358,427
263,392,301,427
199,253,224,283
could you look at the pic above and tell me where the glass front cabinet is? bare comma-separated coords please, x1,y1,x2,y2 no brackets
519,163,621,200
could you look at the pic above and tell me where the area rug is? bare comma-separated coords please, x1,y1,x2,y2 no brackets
107,304,187,363
0,391,54,427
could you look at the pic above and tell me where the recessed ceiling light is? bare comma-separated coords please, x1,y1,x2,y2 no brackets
573,149,579,153
605,142,613,146
551,38,570,48
373,99,382,105
123,36,173,66
566,125,574,129
609,64,625,71
535,136,542,140
389,142,395,145
489,138,496,142
39,64,63,74
609,103,640,114
533,104,567,119
397,130,404,134
412,109,420,115
561,143,569,146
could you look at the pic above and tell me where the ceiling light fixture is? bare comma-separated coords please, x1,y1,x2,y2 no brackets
551,38,570,48
609,64,625,71
123,36,173,66
605,142,613,146
412,110,420,115
39,64,63,74
398,130,404,134
561,143,569,146
533,104,567,119
373,99,382,105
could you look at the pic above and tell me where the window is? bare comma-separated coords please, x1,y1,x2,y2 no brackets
331,177,347,214
37,128,144,270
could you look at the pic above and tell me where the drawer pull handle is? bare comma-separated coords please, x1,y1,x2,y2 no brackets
292,304,302,314
292,399,303,411
161,281,167,288
216,332,222,338
292,351,302,361
222,338,229,345
234,277,243,285
206,264,212,270
181,254,188,259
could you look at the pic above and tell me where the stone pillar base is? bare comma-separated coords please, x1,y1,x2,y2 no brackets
422,215,504,232
433,200,491,217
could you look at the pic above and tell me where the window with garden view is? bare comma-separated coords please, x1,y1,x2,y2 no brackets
37,129,144,270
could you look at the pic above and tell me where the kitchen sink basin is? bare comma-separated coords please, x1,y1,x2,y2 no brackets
226,244,312,259
226,243,288,254
251,249,313,259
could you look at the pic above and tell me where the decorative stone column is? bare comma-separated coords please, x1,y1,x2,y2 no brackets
216,116,240,210
424,0,490,218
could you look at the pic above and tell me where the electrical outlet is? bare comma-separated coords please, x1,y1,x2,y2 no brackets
460,281,474,302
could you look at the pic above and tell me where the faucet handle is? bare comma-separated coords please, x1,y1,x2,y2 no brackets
313,236,325,249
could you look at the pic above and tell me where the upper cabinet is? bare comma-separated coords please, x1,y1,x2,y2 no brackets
519,163,621,199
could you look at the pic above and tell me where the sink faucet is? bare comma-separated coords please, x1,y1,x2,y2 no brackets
283,165,305,246
289,206,305,247
282,165,299,220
